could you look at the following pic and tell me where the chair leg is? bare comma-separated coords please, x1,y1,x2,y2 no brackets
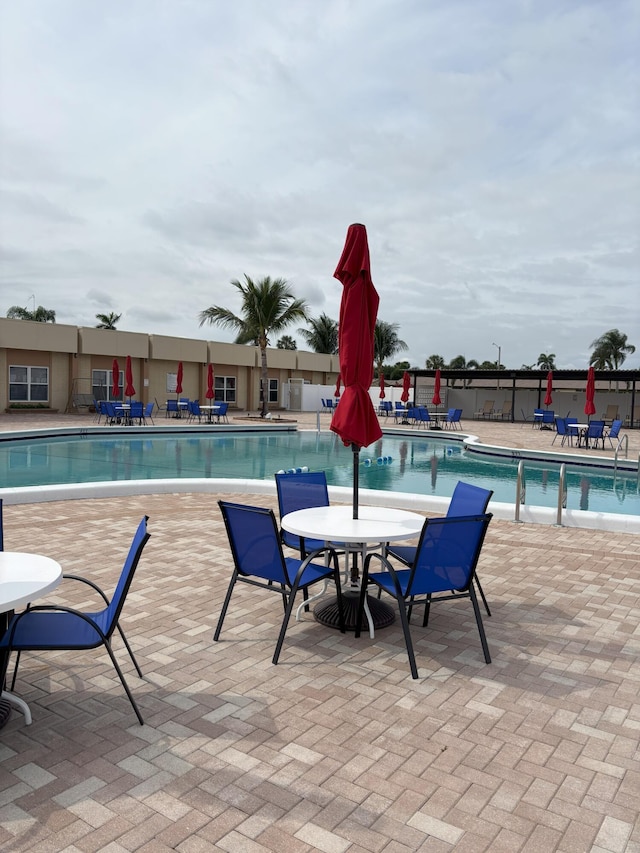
103,640,144,725
469,585,491,664
397,600,419,679
421,594,432,627
213,572,238,641
10,651,21,690
474,573,491,617
116,625,143,677
273,585,299,665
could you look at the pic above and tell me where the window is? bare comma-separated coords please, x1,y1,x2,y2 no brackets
92,369,123,402
268,378,279,404
214,376,236,403
9,365,49,403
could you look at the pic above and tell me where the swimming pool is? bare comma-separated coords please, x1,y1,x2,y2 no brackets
0,429,637,517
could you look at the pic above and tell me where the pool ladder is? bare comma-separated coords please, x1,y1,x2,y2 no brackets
515,460,567,526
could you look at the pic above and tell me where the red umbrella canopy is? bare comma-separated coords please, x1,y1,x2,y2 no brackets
206,363,214,399
176,361,183,396
330,224,382,449
584,366,596,416
544,370,553,407
379,373,385,399
432,369,442,407
111,358,120,399
124,355,135,399
401,370,411,403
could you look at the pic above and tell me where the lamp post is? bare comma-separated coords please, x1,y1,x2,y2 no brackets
492,342,501,389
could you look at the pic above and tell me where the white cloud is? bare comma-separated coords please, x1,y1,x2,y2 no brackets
0,0,638,369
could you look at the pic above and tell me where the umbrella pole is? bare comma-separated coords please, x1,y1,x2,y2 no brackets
351,443,359,519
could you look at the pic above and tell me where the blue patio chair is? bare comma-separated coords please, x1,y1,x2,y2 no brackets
104,401,120,425
605,419,623,448
581,420,605,450
378,400,392,417
444,408,463,430
325,399,335,414
553,417,572,446
275,471,346,560
413,407,431,429
355,513,493,678
143,401,155,425
187,400,203,423
216,401,229,423
166,399,178,418
215,501,345,664
386,481,493,615
129,401,144,425
540,410,555,430
0,516,151,725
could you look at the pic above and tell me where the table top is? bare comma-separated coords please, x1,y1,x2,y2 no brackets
0,552,62,612
281,505,424,544
199,404,220,410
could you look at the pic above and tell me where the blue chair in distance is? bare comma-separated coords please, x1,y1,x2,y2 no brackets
581,420,605,450
605,419,623,448
215,501,345,665
0,516,151,725
356,513,493,678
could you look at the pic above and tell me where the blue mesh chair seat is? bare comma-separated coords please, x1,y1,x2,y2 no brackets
0,517,150,725
275,471,346,559
604,419,623,448
580,420,605,449
129,401,144,424
143,402,155,424
215,501,345,664
216,401,229,423
553,417,575,446
166,399,179,418
386,481,493,615
356,513,493,678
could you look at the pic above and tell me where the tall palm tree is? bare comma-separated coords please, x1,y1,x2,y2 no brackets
374,321,407,379
7,305,56,323
276,335,297,350
199,275,308,417
95,312,122,330
589,329,635,369
298,313,339,354
536,353,556,370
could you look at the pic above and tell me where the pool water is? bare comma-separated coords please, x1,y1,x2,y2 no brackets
0,430,637,516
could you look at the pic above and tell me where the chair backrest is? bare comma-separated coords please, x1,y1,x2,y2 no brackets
608,419,622,438
416,407,431,422
482,401,494,413
603,404,619,421
408,514,492,596
382,401,392,413
555,417,567,435
446,408,456,420
192,401,201,415
104,516,150,635
326,399,334,410
167,399,178,412
144,402,154,417
275,470,331,551
217,401,228,415
587,420,605,438
105,401,118,418
219,501,290,585
395,402,405,410
541,410,554,423
180,397,189,404
454,408,463,421
130,401,143,418
447,481,493,517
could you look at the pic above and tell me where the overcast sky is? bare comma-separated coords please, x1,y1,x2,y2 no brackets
1,0,638,370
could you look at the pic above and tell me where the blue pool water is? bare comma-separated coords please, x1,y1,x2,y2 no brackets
0,430,637,517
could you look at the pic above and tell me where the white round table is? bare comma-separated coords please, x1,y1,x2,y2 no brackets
1,552,62,726
282,505,424,635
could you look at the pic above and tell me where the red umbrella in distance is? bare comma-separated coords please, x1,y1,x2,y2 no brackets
124,355,135,401
112,358,120,399
432,369,442,408
401,370,411,403
334,374,341,399
584,366,596,418
206,363,214,399
379,373,385,399
175,361,183,397
330,223,382,518
544,370,553,408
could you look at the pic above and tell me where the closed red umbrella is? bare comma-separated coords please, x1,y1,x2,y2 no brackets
544,370,553,407
111,359,120,399
206,363,214,399
432,369,442,407
379,373,385,399
400,370,411,403
330,223,382,518
584,366,596,418
176,361,183,397
124,355,135,401
334,374,341,398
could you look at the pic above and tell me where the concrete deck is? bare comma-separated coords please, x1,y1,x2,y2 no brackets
0,411,638,852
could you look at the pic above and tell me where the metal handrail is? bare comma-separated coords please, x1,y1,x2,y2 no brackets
514,460,526,523
613,435,629,474
556,463,567,526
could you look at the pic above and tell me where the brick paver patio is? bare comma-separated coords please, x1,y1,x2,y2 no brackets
0,412,638,851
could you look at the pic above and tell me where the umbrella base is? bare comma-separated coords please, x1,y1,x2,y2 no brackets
314,591,395,632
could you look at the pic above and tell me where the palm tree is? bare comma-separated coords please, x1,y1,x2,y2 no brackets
589,329,635,369
199,275,308,417
95,312,122,330
447,355,479,386
536,353,556,370
298,313,339,354
277,335,297,350
425,354,445,369
7,305,56,323
374,321,407,379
